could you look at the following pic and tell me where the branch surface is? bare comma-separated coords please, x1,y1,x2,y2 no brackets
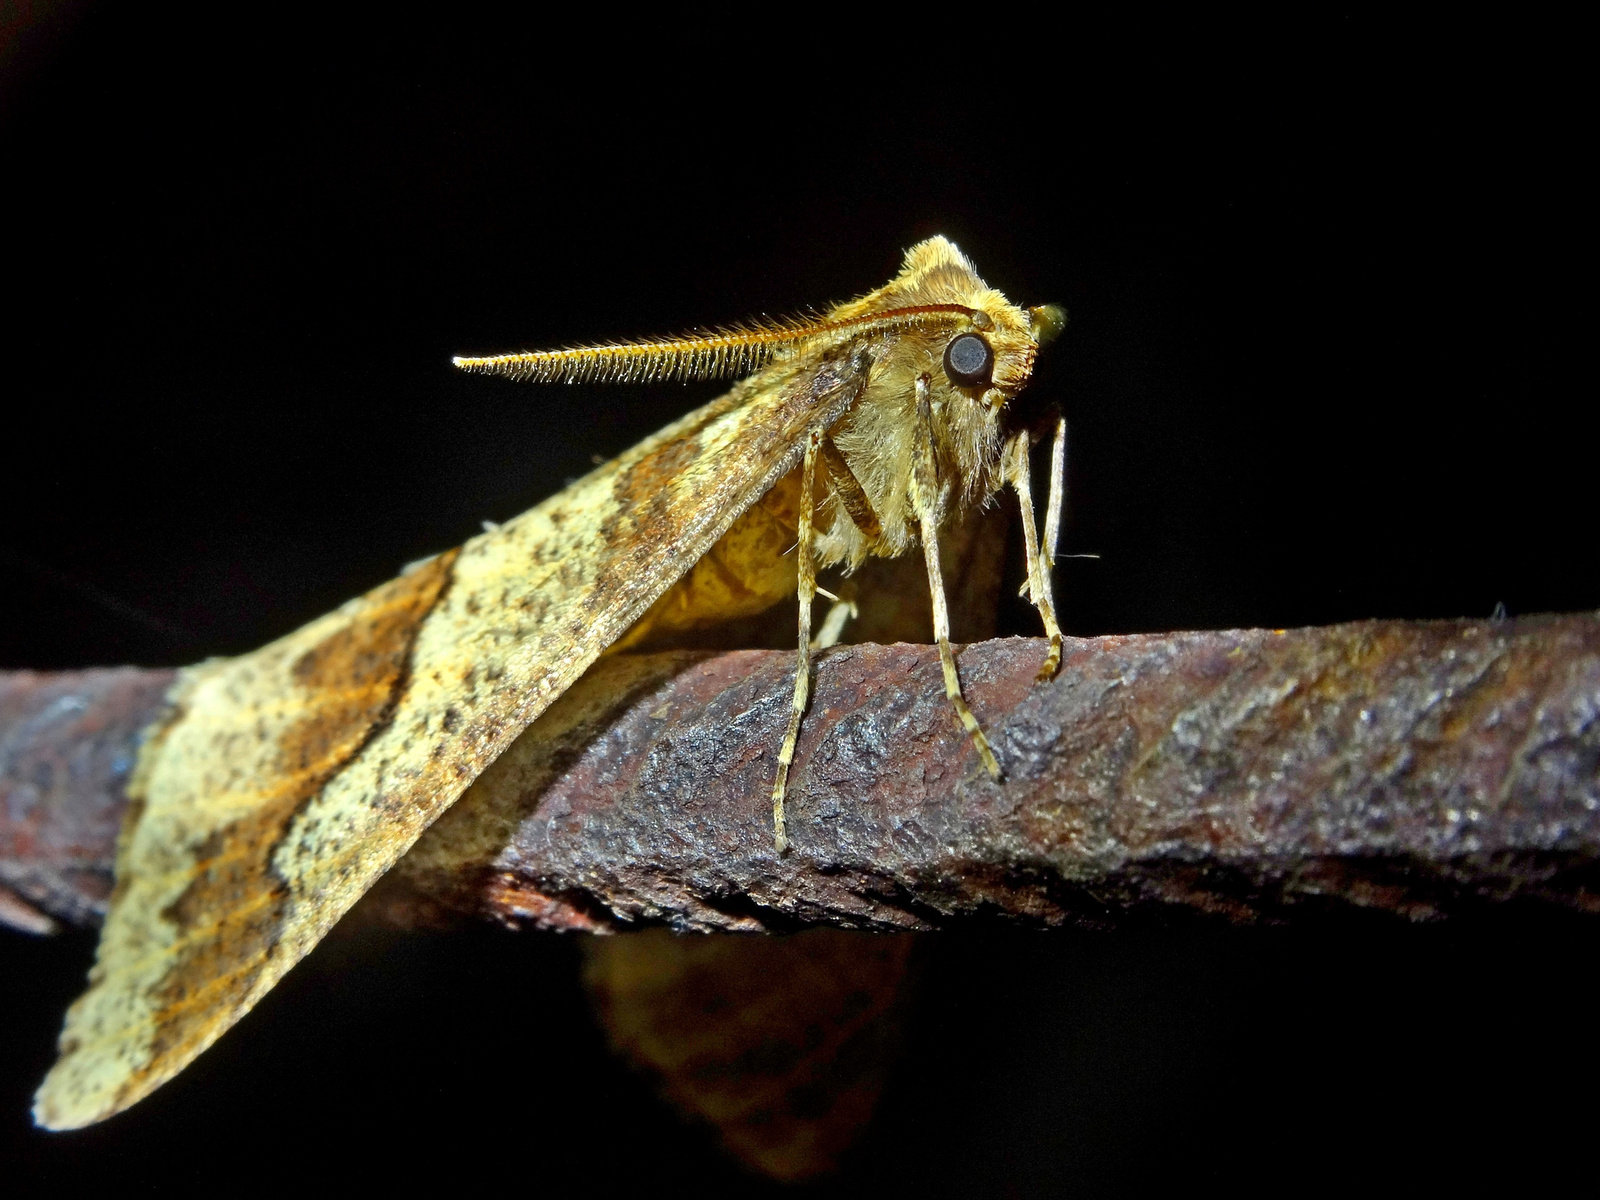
4,615,1599,935
0,667,176,932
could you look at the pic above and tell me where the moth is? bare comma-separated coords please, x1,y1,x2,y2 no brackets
34,236,1067,1130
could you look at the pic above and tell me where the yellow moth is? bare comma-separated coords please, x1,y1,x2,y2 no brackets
34,236,1067,1130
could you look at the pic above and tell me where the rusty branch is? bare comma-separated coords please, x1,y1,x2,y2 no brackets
4,615,1599,935
0,667,175,932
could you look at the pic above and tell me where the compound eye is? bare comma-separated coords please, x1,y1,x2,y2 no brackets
943,332,993,388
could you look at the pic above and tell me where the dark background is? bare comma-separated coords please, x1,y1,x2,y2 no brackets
2,6,1592,1193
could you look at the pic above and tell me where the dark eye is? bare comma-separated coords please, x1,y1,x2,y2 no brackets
943,332,993,387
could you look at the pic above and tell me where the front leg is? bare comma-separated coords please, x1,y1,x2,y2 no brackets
1005,428,1064,680
1043,413,1066,572
912,375,1001,779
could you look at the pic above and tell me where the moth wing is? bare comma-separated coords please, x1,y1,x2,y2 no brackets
35,349,869,1129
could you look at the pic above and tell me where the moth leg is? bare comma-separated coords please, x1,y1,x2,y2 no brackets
810,580,858,651
1006,428,1064,681
913,375,1002,779
820,435,883,542
1043,412,1066,573
772,428,824,854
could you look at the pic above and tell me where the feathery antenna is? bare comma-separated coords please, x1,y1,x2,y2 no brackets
453,304,976,385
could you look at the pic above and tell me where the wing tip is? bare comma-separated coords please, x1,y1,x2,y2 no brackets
32,1072,110,1132
33,1043,176,1131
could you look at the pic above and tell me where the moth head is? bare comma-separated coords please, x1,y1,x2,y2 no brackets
931,299,1066,410
854,238,1068,411
451,236,1068,406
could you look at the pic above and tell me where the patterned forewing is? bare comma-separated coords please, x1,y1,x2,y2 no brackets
35,348,867,1129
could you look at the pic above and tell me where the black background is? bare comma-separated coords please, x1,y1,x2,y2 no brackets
2,6,1593,1194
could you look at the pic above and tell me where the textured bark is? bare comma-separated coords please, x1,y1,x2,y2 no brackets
4,614,1599,935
